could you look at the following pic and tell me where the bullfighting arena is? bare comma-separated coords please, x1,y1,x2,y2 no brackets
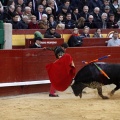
0,85,120,120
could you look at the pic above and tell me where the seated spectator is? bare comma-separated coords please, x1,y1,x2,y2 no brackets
92,7,101,22
38,13,49,29
84,15,97,29
16,0,26,12
26,0,34,14
71,7,80,22
28,15,39,29
22,6,33,22
48,15,57,28
57,5,68,17
80,5,90,20
80,26,90,38
19,15,29,29
58,0,72,15
89,0,102,12
68,28,83,47
39,0,47,9
45,7,52,20
47,0,57,19
93,28,103,38
30,37,43,48
65,13,76,29
0,1,4,20
11,14,21,29
35,5,45,21
104,5,113,18
56,23,65,30
56,14,65,24
100,0,111,12
15,5,23,18
111,0,119,15
76,17,85,29
96,13,108,29
3,5,15,22
115,7,120,21
107,31,120,46
107,14,119,28
44,27,61,38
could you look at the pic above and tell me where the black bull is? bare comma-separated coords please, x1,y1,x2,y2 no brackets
71,62,120,99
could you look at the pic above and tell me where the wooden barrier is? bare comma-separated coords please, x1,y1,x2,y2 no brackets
82,38,110,46
0,47,120,96
25,38,64,48
12,29,120,48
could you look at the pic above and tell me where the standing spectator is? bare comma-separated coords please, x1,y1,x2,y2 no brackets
80,6,90,20
71,7,80,22
107,14,119,28
80,26,90,38
84,15,97,29
44,27,61,38
35,5,45,21
48,15,57,28
76,17,85,29
93,28,103,38
28,15,39,29
107,31,120,46
65,13,76,29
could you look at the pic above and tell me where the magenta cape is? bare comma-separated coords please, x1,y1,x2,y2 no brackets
46,53,76,91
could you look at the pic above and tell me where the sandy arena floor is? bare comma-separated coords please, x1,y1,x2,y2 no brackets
0,85,120,120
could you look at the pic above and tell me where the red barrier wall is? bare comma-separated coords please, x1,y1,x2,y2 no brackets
0,47,120,96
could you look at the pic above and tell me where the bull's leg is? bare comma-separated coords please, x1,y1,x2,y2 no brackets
97,87,109,99
110,83,120,96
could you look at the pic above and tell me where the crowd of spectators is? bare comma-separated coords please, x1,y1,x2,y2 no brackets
0,0,120,30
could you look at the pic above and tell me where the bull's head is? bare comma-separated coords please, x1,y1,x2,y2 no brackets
71,82,85,98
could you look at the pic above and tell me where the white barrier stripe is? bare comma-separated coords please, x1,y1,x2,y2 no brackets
0,80,50,87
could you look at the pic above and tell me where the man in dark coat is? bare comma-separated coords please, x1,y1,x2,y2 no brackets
30,37,43,48
44,27,61,38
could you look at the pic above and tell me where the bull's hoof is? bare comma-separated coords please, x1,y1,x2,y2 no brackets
109,90,115,96
102,96,109,99
79,94,82,98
